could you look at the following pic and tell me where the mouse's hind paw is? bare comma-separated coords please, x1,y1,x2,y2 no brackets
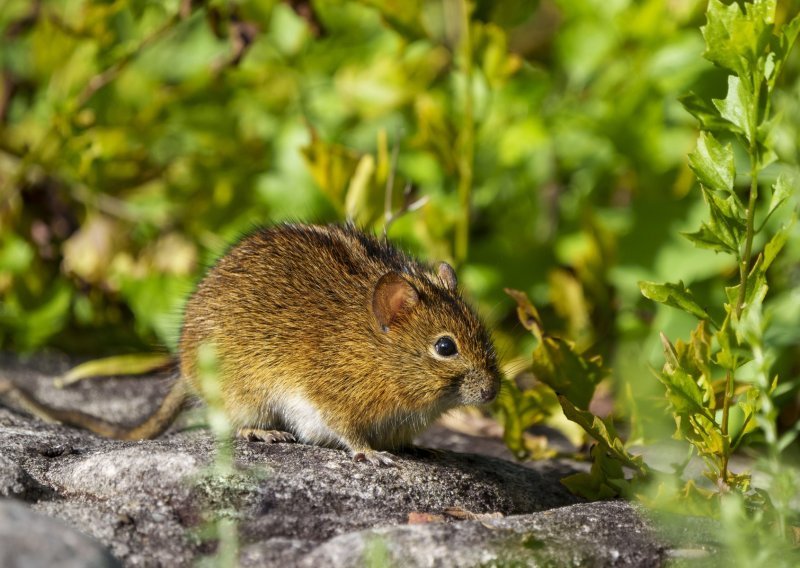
352,450,397,467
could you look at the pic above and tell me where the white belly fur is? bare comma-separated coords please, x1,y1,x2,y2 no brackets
274,393,345,449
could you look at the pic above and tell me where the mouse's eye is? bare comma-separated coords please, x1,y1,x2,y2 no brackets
434,336,458,357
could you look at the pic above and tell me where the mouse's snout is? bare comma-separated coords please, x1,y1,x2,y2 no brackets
460,369,501,405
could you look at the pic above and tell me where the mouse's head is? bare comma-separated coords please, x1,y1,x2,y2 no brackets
371,261,500,410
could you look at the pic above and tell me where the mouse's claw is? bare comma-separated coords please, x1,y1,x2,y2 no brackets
237,428,296,443
352,450,397,467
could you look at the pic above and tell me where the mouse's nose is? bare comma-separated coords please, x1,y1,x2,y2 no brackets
479,375,500,403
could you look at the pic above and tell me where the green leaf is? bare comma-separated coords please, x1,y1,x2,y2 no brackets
561,444,629,500
709,186,745,239
493,378,553,459
679,93,738,131
683,184,746,256
657,330,717,424
701,186,746,250
504,288,543,337
767,174,792,218
683,224,737,254
763,219,793,270
767,11,800,91
559,396,647,475
688,132,735,194
54,353,174,388
531,336,605,410
659,332,680,372
713,75,754,142
702,0,775,80
725,255,767,311
670,322,715,409
686,412,727,460
658,366,714,422
732,386,760,448
639,280,712,321
715,314,738,370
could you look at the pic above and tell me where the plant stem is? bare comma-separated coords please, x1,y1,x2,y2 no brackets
721,75,762,486
455,0,474,264
720,365,735,483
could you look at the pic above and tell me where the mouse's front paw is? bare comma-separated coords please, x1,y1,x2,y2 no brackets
237,428,296,444
352,450,397,467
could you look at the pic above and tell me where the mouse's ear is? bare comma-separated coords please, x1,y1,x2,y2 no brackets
372,272,419,332
437,262,457,291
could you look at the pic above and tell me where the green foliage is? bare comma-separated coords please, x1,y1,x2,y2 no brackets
506,287,648,496
641,0,799,496
505,0,800,557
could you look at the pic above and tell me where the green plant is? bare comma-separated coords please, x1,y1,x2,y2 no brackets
507,0,800,555
640,0,799,496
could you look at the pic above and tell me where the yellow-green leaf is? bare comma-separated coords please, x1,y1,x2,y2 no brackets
55,353,173,388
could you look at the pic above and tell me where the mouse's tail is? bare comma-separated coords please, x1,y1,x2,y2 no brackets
0,375,189,441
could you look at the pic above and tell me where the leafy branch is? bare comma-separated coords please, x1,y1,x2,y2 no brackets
505,288,650,498
640,0,799,495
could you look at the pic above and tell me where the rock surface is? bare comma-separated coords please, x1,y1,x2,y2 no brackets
0,499,121,568
0,354,719,566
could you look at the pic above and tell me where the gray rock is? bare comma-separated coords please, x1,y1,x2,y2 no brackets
301,500,670,567
0,498,120,568
0,354,721,566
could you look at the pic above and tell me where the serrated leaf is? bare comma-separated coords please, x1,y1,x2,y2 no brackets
639,280,712,321
711,189,745,236
660,332,680,372
658,329,716,422
701,185,746,249
504,288,543,336
713,76,754,142
683,224,737,254
763,219,793,270
558,396,647,475
683,183,745,255
561,444,630,500
767,174,792,218
494,377,553,459
673,321,715,409
702,0,775,80
686,412,727,459
658,366,715,422
688,132,735,194
732,386,760,448
714,314,738,370
679,93,737,131
767,11,800,91
531,336,605,410
55,353,174,387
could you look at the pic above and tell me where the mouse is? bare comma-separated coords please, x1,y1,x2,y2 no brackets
0,223,500,466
